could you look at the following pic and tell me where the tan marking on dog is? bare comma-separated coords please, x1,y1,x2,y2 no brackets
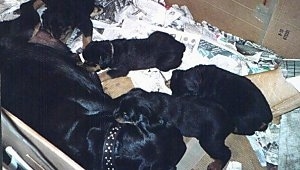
82,35,92,49
99,71,113,82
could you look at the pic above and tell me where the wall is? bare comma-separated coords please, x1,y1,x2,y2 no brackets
165,0,300,58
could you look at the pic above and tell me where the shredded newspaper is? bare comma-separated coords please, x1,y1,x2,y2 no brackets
1,0,286,167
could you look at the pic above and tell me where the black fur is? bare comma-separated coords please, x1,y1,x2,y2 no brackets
114,88,235,169
170,64,273,135
0,0,40,43
41,0,94,42
82,31,186,78
1,40,186,170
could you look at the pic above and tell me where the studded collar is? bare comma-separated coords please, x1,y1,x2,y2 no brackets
101,123,122,170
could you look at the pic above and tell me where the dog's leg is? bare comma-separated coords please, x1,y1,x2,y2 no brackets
82,35,92,49
78,19,93,49
31,22,41,38
198,137,231,170
90,7,103,18
33,0,45,10
99,71,113,82
106,69,129,79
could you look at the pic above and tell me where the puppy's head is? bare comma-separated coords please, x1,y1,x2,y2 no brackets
82,41,112,69
42,9,73,40
170,68,201,96
113,88,164,128
113,89,153,125
233,113,272,135
149,31,186,54
170,65,220,96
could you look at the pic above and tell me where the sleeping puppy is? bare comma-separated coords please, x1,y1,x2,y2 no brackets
1,37,186,170
170,64,273,135
41,0,95,47
82,31,186,79
114,88,237,170
0,0,40,41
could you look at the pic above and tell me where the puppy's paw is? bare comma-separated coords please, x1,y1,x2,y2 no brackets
207,160,223,170
99,71,113,82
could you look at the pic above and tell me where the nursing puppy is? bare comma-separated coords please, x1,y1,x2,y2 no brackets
82,31,186,79
170,64,273,135
0,0,40,41
41,0,95,47
1,38,186,170
114,88,236,170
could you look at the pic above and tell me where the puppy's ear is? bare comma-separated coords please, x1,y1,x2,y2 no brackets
171,69,183,80
147,31,162,40
170,69,183,92
86,127,103,151
86,127,103,168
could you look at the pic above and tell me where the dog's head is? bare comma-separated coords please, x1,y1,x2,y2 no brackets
113,88,165,128
87,121,186,170
42,8,73,41
83,41,113,69
233,114,271,135
171,65,225,96
113,89,153,125
148,31,186,54
170,67,204,96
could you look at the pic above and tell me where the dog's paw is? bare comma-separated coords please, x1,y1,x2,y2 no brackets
99,71,113,82
207,160,223,170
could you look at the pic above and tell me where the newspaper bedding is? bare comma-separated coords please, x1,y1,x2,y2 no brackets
1,0,292,168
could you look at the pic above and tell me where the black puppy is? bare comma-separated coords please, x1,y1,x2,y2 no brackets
82,31,186,79
170,64,273,135
41,0,95,47
0,0,40,41
114,88,238,170
1,38,186,170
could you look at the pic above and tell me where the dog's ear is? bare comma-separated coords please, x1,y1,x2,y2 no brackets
86,127,103,168
86,127,103,150
148,31,164,40
171,69,183,81
170,69,183,94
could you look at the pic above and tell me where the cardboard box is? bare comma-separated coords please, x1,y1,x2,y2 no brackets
165,0,300,59
1,108,84,170
262,0,300,59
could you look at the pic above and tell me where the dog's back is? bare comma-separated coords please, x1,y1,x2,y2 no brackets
170,64,273,135
1,41,114,131
1,40,186,170
148,31,186,71
113,88,233,169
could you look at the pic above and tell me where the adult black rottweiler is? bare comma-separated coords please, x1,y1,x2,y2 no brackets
170,64,273,135
82,31,186,79
40,0,95,48
0,36,186,170
113,88,237,169
0,0,40,41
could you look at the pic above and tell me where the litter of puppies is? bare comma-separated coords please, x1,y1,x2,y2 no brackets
1,0,299,169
